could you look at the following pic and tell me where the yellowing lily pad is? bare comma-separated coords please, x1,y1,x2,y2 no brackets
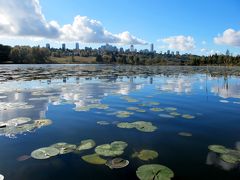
82,153,107,165
182,114,195,119
150,108,164,112
34,119,52,127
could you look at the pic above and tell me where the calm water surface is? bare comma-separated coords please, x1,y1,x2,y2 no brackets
0,65,240,180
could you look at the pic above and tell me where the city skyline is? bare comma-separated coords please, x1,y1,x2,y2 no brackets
0,0,240,55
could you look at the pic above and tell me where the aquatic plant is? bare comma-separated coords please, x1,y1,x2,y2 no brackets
117,121,157,132
50,142,77,154
178,132,192,137
77,139,96,151
82,154,107,165
136,164,174,180
105,158,129,169
133,150,159,161
95,141,128,157
31,147,59,160
208,145,229,154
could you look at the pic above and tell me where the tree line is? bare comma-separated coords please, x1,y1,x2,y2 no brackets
0,44,239,66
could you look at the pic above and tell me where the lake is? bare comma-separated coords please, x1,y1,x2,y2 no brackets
0,65,240,180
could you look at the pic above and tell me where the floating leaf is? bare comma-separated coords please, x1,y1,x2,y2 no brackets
17,155,31,162
135,150,159,161
105,158,129,169
169,112,181,116
178,132,192,137
182,114,195,119
50,142,76,154
95,141,128,157
31,147,59,160
97,121,110,125
220,154,239,164
116,111,133,118
77,139,96,151
149,102,160,105
82,153,107,165
127,107,139,111
1,117,32,127
164,107,177,111
158,114,175,118
136,109,146,113
117,121,157,133
34,119,52,127
150,108,164,112
136,164,174,180
208,145,229,154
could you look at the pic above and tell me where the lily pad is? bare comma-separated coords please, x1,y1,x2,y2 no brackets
182,114,195,119
116,111,133,118
31,147,59,160
2,117,32,126
149,102,160,105
135,150,159,161
77,139,96,151
82,153,107,165
136,109,146,113
169,112,181,116
34,119,52,127
97,121,110,125
178,132,192,137
208,145,229,154
117,121,157,133
127,107,139,111
105,158,129,169
136,164,174,180
50,142,77,154
150,108,164,112
164,107,177,111
158,114,175,118
95,141,128,157
220,154,239,164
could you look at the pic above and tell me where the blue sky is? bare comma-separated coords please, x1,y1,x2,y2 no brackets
0,0,240,55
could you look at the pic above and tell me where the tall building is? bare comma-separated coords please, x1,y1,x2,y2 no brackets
62,43,66,51
119,47,124,53
76,43,79,50
46,43,50,49
167,50,170,55
176,51,180,55
150,43,154,52
130,45,134,52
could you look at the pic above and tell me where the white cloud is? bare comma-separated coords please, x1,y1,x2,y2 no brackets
202,41,206,45
161,35,195,51
214,28,240,47
0,0,146,45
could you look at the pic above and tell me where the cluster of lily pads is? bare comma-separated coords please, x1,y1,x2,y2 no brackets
0,117,52,138
208,144,240,166
117,121,157,132
74,103,109,112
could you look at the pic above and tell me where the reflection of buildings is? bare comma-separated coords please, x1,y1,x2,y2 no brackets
211,81,240,99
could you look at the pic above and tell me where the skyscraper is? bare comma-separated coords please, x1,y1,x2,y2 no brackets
62,43,66,51
150,43,154,52
130,45,134,52
46,43,50,49
76,43,79,50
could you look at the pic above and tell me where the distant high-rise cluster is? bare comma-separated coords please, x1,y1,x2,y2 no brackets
46,43,50,49
62,43,66,51
150,43,154,52
75,43,79,50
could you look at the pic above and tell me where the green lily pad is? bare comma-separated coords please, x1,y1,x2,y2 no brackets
135,150,159,161
116,111,133,118
169,112,181,116
178,132,192,137
122,96,139,103
182,114,195,119
150,108,164,112
220,154,239,164
208,145,229,154
136,164,174,180
136,109,146,113
97,121,110,125
117,121,157,133
31,147,59,160
2,117,32,126
149,102,160,105
82,153,107,165
105,158,129,169
95,141,128,157
77,139,96,151
158,114,175,118
50,142,77,154
127,107,139,111
164,107,177,111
